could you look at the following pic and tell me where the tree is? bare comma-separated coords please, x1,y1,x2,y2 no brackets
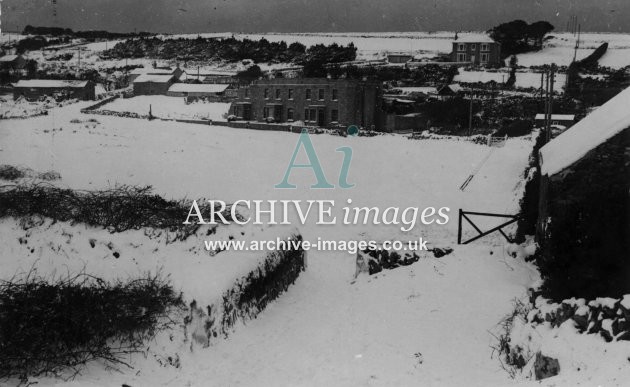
527,21,554,49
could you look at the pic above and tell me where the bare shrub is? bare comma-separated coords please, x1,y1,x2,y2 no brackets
0,270,184,381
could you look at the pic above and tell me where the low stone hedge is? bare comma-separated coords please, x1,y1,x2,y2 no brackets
185,234,306,347
528,294,630,342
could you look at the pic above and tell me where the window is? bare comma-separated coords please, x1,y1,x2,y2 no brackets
332,89,338,101
287,108,294,121
331,109,339,123
275,88,281,99
471,44,476,50
318,89,324,100
457,53,467,62
244,88,249,98
304,108,310,121
481,43,489,52
480,53,489,63
288,88,293,99
263,107,270,119
458,43,466,51
305,88,311,99
309,108,317,121
264,88,269,99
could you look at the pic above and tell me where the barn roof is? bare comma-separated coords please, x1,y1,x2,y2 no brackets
133,74,175,83
534,114,575,121
454,34,495,43
540,86,630,176
168,83,230,93
0,54,20,62
13,79,89,88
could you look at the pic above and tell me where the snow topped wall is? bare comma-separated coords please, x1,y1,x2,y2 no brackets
540,86,630,176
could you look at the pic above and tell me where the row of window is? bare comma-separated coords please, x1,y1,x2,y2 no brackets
456,53,490,63
457,43,491,52
248,87,339,101
261,106,340,123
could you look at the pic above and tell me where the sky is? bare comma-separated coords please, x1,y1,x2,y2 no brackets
1,0,629,34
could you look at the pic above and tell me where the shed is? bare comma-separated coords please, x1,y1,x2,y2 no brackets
0,54,26,71
132,74,176,95
535,86,630,298
387,54,414,64
534,114,575,129
167,83,230,98
12,79,95,101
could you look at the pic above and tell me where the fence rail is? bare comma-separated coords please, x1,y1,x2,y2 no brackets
457,209,520,244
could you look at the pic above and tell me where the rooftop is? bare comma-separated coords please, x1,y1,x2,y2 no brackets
454,34,496,43
168,83,230,93
13,79,89,88
0,54,20,62
540,86,630,176
133,74,175,83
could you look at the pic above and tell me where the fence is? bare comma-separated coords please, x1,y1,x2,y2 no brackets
457,209,521,244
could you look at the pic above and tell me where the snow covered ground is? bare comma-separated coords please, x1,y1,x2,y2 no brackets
101,96,231,121
0,93,627,386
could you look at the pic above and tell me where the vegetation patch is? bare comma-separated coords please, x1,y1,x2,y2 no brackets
0,271,184,380
0,184,237,239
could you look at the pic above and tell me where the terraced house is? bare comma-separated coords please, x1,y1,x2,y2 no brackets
231,78,382,129
451,35,501,67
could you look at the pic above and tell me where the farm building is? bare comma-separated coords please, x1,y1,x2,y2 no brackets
438,83,464,97
387,54,414,64
167,83,233,100
451,35,501,67
535,86,630,299
132,74,176,95
231,78,383,129
12,79,95,101
128,66,183,83
534,113,575,128
0,54,27,74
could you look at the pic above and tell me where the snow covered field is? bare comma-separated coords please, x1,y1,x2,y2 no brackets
0,103,532,386
101,96,231,121
1,86,628,385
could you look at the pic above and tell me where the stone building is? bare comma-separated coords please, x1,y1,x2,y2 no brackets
231,78,382,129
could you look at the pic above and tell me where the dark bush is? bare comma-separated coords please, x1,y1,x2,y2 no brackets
0,271,183,380
0,184,238,239
0,165,26,180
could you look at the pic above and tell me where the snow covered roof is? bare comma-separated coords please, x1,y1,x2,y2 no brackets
394,87,439,95
454,34,495,43
0,54,20,62
13,79,89,88
540,86,630,176
130,67,174,75
534,114,575,121
133,74,175,83
168,83,230,93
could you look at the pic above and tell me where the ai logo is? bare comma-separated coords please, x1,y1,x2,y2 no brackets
275,128,356,189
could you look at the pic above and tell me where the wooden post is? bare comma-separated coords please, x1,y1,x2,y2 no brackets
457,209,463,244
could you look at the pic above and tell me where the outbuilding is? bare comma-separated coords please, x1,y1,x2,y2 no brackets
167,83,231,100
12,79,95,101
132,74,176,95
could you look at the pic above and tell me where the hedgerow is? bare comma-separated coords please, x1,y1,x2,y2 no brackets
0,271,184,380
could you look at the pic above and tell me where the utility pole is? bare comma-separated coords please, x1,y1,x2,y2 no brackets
572,24,581,63
468,89,474,136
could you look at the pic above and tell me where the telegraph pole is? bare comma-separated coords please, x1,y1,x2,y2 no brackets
468,89,473,136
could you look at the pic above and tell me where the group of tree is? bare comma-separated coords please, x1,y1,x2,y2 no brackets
488,20,554,58
101,36,356,65
22,25,151,41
